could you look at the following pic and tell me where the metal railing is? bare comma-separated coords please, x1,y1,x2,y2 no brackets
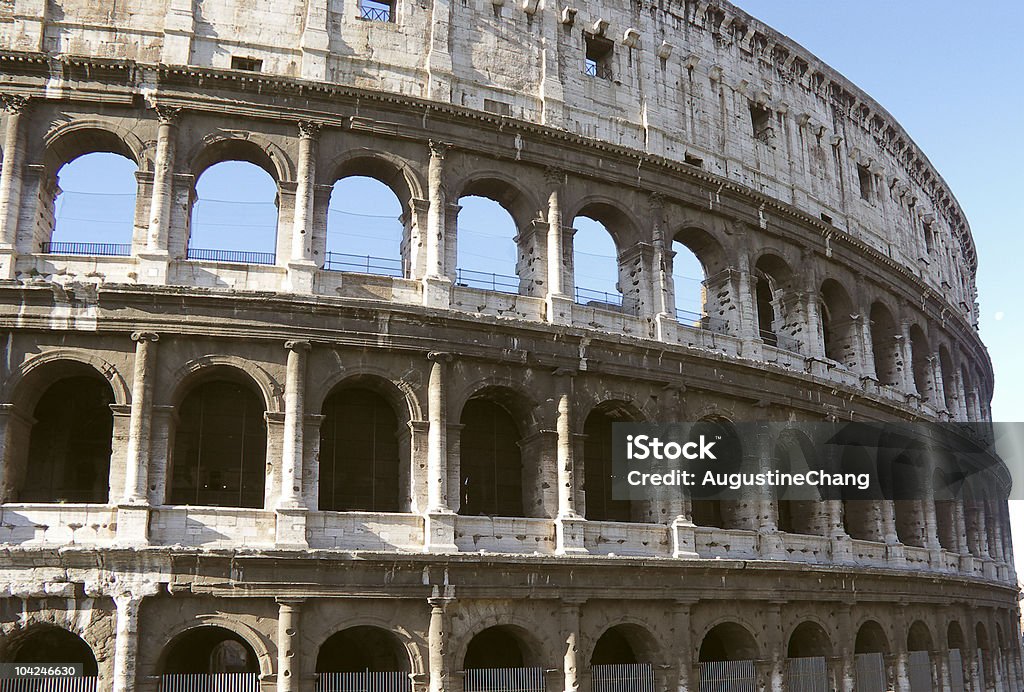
186,248,276,265
759,329,802,354
675,308,728,333
907,651,932,692
0,679,98,692
316,671,411,692
591,663,656,692
948,649,964,691
584,62,614,80
359,2,391,21
785,656,828,692
463,667,545,692
159,674,260,692
697,660,756,692
40,241,131,257
455,268,520,294
853,653,886,692
323,252,403,277
574,286,639,314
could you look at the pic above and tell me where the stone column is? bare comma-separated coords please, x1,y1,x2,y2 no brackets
674,601,696,692
112,594,142,692
765,603,785,692
554,371,585,554
837,605,857,692
734,245,760,358
425,352,457,551
538,0,565,127
545,168,572,324
285,121,320,293
428,594,453,692
123,332,159,504
423,141,452,307
561,599,583,692
277,341,310,548
0,95,28,278
650,192,677,342
145,106,180,254
277,599,302,692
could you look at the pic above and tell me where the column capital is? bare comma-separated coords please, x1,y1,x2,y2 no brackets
285,339,312,352
648,190,666,212
131,331,160,343
427,351,453,363
429,140,454,159
276,597,307,607
552,366,577,378
298,120,323,138
427,596,455,611
152,104,182,124
544,166,565,187
1,94,29,114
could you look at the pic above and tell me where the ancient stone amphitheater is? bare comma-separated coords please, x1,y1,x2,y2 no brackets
0,0,1017,690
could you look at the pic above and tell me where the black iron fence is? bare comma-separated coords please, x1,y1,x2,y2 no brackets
323,252,403,277
40,241,131,257
455,268,520,294
186,248,276,265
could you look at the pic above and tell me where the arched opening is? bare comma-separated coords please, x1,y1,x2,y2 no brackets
786,622,832,691
38,130,139,257
689,418,744,530
325,176,405,277
671,239,706,326
869,302,901,387
698,623,758,689
891,450,926,547
946,622,967,691
46,152,138,256
2,626,99,676
316,626,411,691
820,279,858,367
753,254,795,351
841,446,883,541
572,215,625,311
909,325,932,401
582,403,640,523
188,147,279,265
774,431,827,536
932,465,958,551
459,398,524,517
319,385,402,512
463,626,542,692
169,375,267,508
854,621,890,692
672,227,729,333
963,485,987,558
907,621,934,692
590,625,656,689
960,365,974,420
161,626,259,676
21,373,114,503
975,622,990,690
455,184,523,294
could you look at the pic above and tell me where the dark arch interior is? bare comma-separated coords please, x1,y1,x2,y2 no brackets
464,627,528,669
583,408,635,522
162,626,258,674
690,419,742,530
6,627,98,675
774,434,826,536
947,622,965,650
590,627,639,665
459,398,523,517
787,622,832,658
698,623,758,662
909,325,931,401
907,622,933,652
870,303,900,386
23,375,113,503
319,387,401,512
820,279,856,366
855,621,889,655
169,378,267,508
316,626,409,673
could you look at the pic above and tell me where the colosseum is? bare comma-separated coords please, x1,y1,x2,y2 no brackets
0,0,1017,690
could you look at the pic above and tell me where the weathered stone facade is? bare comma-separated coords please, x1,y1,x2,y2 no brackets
0,0,1016,690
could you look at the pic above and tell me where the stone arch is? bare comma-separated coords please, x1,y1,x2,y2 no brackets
819,278,858,367
0,623,99,675
2,348,130,408
579,398,648,524
947,621,965,650
42,119,149,171
575,393,649,434
454,617,552,671
585,618,663,666
869,301,901,387
315,625,414,674
690,415,744,530
774,428,829,535
167,355,283,413
326,149,425,216
309,367,423,425
752,252,796,349
567,195,643,251
697,620,760,662
787,620,833,658
938,345,956,412
907,620,934,651
187,131,293,182
854,619,890,655
450,171,543,232
156,621,272,677
908,323,933,401
310,618,426,676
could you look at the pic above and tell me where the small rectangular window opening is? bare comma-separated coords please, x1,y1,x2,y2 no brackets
820,212,833,225
684,153,704,168
483,99,512,117
584,34,615,80
230,56,262,72
923,220,934,254
858,164,874,201
749,102,773,142
359,0,395,22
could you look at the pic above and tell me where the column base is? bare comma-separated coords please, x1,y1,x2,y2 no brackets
422,276,452,309
758,529,787,560
115,504,150,546
424,511,458,553
830,533,855,564
285,260,317,294
546,294,574,326
136,252,171,285
740,338,762,360
555,514,588,555
886,541,906,566
655,312,678,343
671,517,699,558
275,507,309,549
958,553,975,574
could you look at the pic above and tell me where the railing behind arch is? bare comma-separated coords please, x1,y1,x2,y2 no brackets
455,268,520,294
186,248,276,265
947,649,965,692
0,678,98,692
907,651,932,692
853,653,886,692
463,667,545,692
41,241,131,256
159,673,260,692
785,656,828,692
697,660,756,691
316,671,411,692
323,252,403,277
590,663,656,692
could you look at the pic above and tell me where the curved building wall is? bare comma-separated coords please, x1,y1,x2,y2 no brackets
0,0,1015,691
